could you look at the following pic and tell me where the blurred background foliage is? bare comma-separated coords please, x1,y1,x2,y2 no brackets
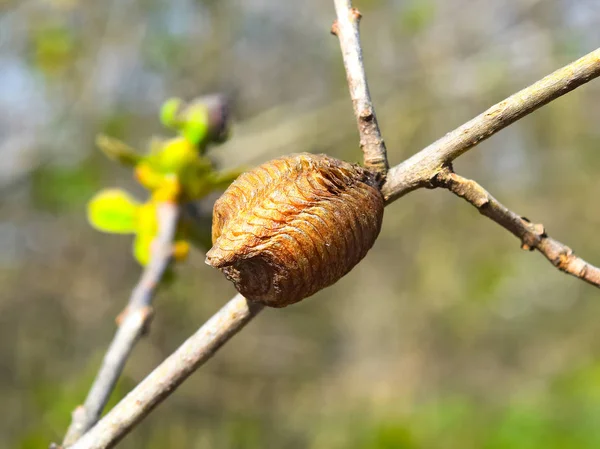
1,0,600,447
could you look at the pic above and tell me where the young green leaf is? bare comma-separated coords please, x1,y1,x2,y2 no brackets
87,189,140,234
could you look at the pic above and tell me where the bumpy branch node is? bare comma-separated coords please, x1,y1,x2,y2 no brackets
434,169,600,288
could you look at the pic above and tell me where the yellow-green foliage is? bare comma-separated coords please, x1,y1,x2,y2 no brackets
87,189,139,234
87,97,242,266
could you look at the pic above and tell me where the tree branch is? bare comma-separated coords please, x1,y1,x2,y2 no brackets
382,47,600,204
69,295,263,449
61,202,180,447
332,0,389,175
433,169,600,288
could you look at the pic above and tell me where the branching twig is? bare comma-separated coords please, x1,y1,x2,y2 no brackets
433,169,600,288
61,202,179,447
382,48,600,204
69,294,263,449
332,0,389,175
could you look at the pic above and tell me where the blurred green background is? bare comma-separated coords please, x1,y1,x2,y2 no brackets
1,0,600,447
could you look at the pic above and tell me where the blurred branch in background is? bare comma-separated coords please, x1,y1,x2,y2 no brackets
56,93,238,447
61,202,178,447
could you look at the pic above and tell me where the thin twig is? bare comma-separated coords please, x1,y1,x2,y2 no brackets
69,294,263,449
61,202,179,447
332,0,389,175
433,169,600,288
382,47,600,204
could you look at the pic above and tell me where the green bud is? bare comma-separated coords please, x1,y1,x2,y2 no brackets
151,137,196,174
160,95,230,150
181,105,209,147
201,94,230,144
160,97,183,129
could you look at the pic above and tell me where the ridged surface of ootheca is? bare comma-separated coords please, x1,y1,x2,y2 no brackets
206,153,384,307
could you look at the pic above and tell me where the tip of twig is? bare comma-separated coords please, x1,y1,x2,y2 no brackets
330,20,339,36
